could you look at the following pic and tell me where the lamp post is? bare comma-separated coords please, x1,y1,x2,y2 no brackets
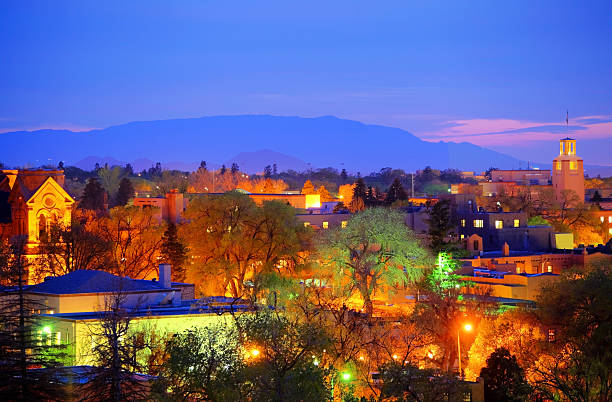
457,323,472,377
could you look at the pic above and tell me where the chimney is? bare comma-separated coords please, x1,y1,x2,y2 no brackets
159,264,172,288
502,242,510,257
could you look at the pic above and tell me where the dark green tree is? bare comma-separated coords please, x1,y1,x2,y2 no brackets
220,165,227,175
340,168,348,183
592,190,603,206
160,223,188,282
115,178,135,207
272,163,278,176
57,161,64,169
200,160,207,170
351,178,367,206
79,178,107,212
263,165,272,178
124,163,134,176
365,186,377,207
385,178,408,205
480,347,531,402
426,199,454,254
231,163,239,174
0,237,67,400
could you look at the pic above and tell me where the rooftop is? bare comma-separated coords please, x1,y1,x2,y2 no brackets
27,270,172,295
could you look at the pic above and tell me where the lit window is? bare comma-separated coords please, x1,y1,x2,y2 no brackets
609,216,612,223
556,161,561,170
495,220,503,229
547,265,553,273
609,228,612,235
514,219,520,228
460,219,466,227
569,161,577,170
303,222,310,227
548,329,556,342
341,221,347,228
460,234,465,239
322,221,329,229
602,217,606,223
473,219,484,228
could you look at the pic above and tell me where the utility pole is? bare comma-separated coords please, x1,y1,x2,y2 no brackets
411,173,415,198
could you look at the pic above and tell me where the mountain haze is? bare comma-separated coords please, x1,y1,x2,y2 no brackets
2,115,535,173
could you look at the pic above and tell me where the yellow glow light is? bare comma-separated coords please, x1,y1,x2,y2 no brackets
464,323,473,332
251,349,260,357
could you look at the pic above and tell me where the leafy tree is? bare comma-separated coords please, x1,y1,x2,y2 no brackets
160,223,188,282
124,163,134,176
480,347,531,402
426,199,454,254
183,193,307,297
263,165,272,178
115,177,135,207
153,325,246,401
385,178,408,205
317,185,333,202
333,202,349,213
591,190,603,206
79,178,107,213
340,168,348,183
301,179,316,195
272,163,278,176
236,310,329,402
378,362,467,402
98,165,123,198
57,161,64,169
317,208,428,316
352,178,367,203
533,265,612,401
0,237,67,400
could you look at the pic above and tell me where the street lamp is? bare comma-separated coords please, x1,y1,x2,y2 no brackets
457,323,472,377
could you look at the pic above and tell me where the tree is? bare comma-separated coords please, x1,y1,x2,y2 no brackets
301,180,316,195
426,199,454,254
385,178,408,205
83,289,149,401
98,165,123,198
115,178,135,207
0,237,67,400
236,310,329,402
272,163,278,176
97,206,163,279
124,163,134,176
182,193,306,297
160,223,188,282
480,348,531,402
33,211,109,281
263,165,272,178
317,185,333,202
317,208,428,316
57,161,64,169
338,183,354,204
340,169,348,183
378,362,467,402
200,160,207,170
231,163,240,174
532,265,612,401
80,178,107,212
220,165,227,175
153,324,246,401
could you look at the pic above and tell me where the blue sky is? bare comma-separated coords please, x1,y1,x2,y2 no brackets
1,1,611,164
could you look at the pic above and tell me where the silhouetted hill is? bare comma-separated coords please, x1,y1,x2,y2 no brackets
0,114,554,173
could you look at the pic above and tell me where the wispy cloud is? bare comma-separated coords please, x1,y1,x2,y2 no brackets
419,115,612,146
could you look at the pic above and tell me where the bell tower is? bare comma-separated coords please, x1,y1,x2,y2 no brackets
552,138,584,205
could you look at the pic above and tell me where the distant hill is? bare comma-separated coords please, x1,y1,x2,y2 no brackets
0,114,570,173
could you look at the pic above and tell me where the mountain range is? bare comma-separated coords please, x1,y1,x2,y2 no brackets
2,115,610,175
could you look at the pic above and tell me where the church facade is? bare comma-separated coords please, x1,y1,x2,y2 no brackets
0,169,75,252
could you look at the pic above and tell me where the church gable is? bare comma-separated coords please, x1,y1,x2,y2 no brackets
26,176,75,208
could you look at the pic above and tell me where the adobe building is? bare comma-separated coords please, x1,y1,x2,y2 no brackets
552,137,585,204
0,169,75,250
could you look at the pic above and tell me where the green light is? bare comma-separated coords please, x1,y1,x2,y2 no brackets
341,372,351,381
42,326,51,334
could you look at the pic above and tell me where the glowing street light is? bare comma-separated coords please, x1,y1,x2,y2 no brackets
251,348,260,357
457,322,473,377
341,372,351,381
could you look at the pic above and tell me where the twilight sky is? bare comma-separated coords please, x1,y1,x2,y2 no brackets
2,1,612,165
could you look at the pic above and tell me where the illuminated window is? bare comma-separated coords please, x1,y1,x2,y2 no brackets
322,221,329,229
547,265,553,273
602,217,606,223
473,219,484,228
460,219,466,227
555,161,561,170
548,329,556,342
569,161,577,170
609,228,612,235
514,219,520,227
303,222,310,227
609,216,612,223
341,221,347,228
460,234,465,239
495,220,503,229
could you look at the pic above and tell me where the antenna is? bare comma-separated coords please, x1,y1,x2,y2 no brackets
566,110,569,128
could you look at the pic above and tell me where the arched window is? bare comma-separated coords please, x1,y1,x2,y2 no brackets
38,215,47,240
